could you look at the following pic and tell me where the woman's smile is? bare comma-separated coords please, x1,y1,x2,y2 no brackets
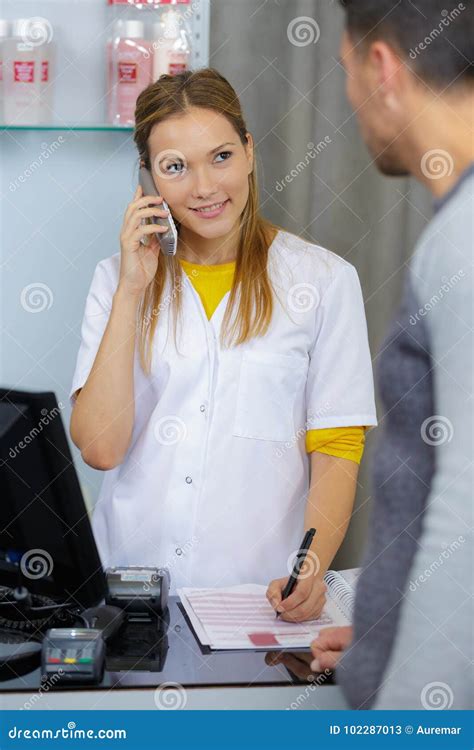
190,198,230,219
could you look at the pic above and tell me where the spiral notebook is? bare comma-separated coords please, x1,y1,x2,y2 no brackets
178,568,359,651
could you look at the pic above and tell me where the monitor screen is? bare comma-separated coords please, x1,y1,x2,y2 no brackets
0,388,106,608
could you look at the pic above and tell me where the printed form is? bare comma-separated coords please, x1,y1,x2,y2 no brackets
178,584,348,650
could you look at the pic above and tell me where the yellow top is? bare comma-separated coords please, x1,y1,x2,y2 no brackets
305,426,366,464
179,258,366,464
179,258,236,319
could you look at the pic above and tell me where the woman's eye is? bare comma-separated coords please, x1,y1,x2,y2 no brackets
214,151,232,163
165,161,185,174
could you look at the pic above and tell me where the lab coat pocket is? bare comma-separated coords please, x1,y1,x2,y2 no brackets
233,351,307,442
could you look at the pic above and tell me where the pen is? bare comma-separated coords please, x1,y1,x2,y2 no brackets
276,528,316,619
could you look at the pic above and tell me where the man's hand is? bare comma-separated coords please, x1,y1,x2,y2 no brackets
266,576,326,622
310,625,353,671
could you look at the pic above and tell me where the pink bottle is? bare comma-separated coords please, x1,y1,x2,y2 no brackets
107,20,152,127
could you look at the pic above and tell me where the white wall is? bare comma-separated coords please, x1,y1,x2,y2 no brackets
0,0,209,510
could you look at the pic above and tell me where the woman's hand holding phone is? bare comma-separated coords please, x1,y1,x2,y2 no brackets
118,184,170,298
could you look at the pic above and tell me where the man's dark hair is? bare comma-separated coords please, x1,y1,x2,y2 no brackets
339,0,473,88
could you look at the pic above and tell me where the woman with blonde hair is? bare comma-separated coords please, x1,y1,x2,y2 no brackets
70,68,376,621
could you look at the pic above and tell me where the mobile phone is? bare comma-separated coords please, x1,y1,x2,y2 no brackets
138,166,178,256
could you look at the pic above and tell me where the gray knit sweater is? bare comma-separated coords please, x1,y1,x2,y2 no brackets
338,165,473,710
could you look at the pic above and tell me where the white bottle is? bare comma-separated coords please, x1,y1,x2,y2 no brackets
152,9,190,81
3,18,53,125
0,20,10,123
107,20,152,127
37,18,55,124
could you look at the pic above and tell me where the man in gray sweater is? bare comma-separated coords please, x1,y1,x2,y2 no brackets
311,0,473,709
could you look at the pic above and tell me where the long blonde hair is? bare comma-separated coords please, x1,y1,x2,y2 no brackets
133,68,279,374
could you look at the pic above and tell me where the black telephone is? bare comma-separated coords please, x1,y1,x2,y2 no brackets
138,166,178,256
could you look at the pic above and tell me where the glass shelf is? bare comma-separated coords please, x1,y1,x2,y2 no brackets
0,1,210,136
0,124,133,132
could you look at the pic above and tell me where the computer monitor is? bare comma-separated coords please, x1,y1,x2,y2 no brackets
0,388,106,609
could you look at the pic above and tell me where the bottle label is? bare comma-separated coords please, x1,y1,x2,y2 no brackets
41,60,49,82
118,62,137,83
14,61,35,83
169,62,187,75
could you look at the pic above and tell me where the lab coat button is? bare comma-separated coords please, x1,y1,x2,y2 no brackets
176,547,183,556
200,404,206,413
185,476,192,484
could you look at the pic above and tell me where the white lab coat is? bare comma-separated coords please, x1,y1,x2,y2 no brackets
70,230,377,593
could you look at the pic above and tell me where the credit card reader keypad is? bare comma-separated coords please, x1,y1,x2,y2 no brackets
41,628,105,685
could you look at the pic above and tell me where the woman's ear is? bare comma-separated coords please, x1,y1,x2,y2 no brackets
245,133,254,174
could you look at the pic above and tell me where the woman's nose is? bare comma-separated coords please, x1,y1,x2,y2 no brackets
192,168,218,199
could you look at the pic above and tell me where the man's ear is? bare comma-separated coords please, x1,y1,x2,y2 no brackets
368,40,405,101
